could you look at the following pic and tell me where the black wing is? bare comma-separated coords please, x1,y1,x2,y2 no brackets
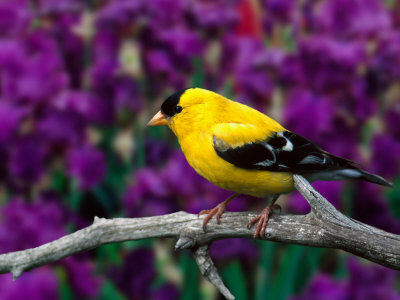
213,131,355,173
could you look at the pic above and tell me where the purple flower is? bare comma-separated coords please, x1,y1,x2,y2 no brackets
0,269,58,300
62,257,102,299
146,0,185,27
290,273,347,300
0,195,102,298
114,76,142,113
143,49,186,90
284,90,335,141
291,258,400,300
38,0,82,16
347,258,400,300
0,196,68,253
53,91,103,123
187,0,240,36
288,181,344,214
0,1,31,38
284,89,360,161
234,37,278,105
151,283,180,300
261,0,295,24
297,37,365,92
37,110,85,149
0,102,27,143
315,0,391,38
9,136,47,184
124,150,248,218
371,134,400,178
385,104,400,140
95,0,145,32
68,145,106,189
123,168,177,218
353,182,400,234
158,27,205,62
108,248,156,299
210,238,259,264
144,139,173,167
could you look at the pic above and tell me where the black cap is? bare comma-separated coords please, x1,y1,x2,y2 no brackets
161,88,189,117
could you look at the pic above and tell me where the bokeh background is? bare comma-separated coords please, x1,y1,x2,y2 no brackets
0,0,400,299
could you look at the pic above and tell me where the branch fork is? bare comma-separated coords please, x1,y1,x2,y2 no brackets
0,175,399,299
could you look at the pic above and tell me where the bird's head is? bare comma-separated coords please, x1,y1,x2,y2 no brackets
147,88,228,139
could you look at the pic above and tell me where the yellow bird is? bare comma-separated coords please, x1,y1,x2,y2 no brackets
147,88,392,238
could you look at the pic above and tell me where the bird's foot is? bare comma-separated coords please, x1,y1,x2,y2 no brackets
198,202,228,232
247,204,281,239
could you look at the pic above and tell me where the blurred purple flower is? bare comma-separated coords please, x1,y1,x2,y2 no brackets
9,136,47,184
290,273,347,300
291,258,400,300
187,0,240,36
261,0,295,24
68,145,106,189
151,283,180,300
371,32,400,82
123,168,177,217
288,181,344,214
158,27,205,62
37,110,85,150
297,36,365,92
6,32,69,105
284,89,360,161
0,103,27,143
95,0,145,33
385,104,400,139
234,37,279,105
371,134,400,178
0,195,101,298
316,0,391,38
353,182,400,234
144,139,172,167
146,0,185,27
210,238,259,264
124,151,249,218
38,0,82,16
0,1,31,38
114,76,142,113
347,258,400,300
284,90,335,141
53,91,103,123
108,248,155,299
62,257,102,299
0,196,67,253
0,270,58,300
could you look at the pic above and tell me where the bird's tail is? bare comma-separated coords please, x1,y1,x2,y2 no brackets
322,152,393,187
357,169,393,187
306,167,393,187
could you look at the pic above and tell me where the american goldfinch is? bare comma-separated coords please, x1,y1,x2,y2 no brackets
147,88,392,238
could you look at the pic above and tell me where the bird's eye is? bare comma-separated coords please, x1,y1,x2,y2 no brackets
175,105,183,113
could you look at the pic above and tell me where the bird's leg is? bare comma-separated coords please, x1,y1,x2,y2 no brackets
247,194,280,239
198,193,240,232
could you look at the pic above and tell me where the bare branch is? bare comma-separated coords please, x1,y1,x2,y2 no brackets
0,175,398,300
193,245,235,300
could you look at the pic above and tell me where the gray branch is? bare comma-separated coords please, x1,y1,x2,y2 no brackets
0,175,398,300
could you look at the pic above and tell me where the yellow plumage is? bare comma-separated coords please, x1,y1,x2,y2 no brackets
168,89,293,197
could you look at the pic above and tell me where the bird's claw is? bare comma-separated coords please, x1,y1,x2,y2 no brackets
198,203,227,232
247,204,280,239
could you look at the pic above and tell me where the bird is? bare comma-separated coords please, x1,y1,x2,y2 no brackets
147,88,392,239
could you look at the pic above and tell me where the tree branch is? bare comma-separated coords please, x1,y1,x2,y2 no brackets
0,175,399,299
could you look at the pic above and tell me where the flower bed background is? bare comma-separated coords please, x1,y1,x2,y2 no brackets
0,0,399,299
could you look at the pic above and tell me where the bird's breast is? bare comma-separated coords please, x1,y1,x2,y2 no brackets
180,133,295,197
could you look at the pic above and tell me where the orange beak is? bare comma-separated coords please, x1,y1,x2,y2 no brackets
147,110,169,126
